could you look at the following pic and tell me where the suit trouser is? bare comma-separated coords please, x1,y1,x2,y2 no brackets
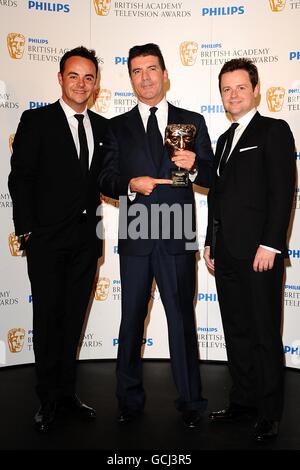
26,221,98,404
214,230,284,420
117,242,207,412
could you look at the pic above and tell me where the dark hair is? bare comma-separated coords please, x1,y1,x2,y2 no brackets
218,58,258,91
128,43,166,75
60,46,99,77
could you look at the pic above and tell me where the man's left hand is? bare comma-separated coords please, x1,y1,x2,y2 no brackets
172,150,196,171
253,246,276,272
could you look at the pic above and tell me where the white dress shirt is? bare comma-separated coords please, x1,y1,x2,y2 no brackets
59,98,94,167
138,98,168,138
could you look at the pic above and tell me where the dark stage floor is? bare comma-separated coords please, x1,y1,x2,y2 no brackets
0,361,299,456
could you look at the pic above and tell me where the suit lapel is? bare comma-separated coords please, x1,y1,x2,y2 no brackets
215,132,227,167
231,111,261,154
54,101,79,158
88,109,101,175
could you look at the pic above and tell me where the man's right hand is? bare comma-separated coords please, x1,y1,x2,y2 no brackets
203,246,215,271
129,176,173,196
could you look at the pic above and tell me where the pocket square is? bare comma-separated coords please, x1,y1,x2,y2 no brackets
239,146,258,152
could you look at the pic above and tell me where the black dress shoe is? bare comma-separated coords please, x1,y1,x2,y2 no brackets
117,409,143,424
34,401,56,433
254,419,279,442
59,395,96,419
209,404,257,422
182,410,203,429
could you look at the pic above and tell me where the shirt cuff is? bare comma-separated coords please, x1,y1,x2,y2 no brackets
260,244,281,254
128,184,136,201
189,169,198,182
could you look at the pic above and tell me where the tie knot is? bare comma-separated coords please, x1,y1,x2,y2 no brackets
149,107,158,116
230,122,239,132
74,114,84,123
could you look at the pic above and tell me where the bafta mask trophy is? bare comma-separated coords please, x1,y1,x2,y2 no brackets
165,124,196,187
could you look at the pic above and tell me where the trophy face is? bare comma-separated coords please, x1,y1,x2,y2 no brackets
165,124,196,156
164,124,196,187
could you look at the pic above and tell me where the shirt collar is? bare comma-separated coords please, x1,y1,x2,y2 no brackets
59,98,88,119
138,97,168,119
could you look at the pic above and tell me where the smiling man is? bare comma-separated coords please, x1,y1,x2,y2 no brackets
8,47,108,433
99,43,213,428
204,58,295,442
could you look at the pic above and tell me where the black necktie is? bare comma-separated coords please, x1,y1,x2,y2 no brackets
219,122,239,175
74,114,89,177
146,107,163,169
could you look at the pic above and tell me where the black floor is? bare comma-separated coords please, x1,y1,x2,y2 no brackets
0,361,299,456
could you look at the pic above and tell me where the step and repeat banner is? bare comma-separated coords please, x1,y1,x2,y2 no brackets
1,0,299,368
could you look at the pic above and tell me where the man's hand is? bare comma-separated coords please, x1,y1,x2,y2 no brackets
129,176,173,196
253,246,276,272
203,246,215,271
172,149,196,171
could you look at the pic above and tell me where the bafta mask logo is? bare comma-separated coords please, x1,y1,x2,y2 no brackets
93,0,111,16
165,124,196,154
266,87,285,112
95,277,110,301
7,33,25,59
9,134,15,154
94,88,112,113
269,0,286,12
7,328,25,353
180,41,198,66
8,232,22,256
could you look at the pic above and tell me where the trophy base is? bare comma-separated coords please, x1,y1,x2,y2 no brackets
171,169,189,187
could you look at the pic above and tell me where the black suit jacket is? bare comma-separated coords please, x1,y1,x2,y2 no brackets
8,101,107,256
99,102,213,255
205,112,296,259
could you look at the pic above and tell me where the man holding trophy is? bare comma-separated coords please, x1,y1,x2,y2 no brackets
99,43,213,427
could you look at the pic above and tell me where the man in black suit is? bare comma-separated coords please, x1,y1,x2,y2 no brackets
204,58,295,441
8,47,107,432
99,43,213,427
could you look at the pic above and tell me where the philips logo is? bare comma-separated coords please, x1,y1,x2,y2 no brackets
284,345,300,356
202,6,244,16
197,327,218,332
198,293,218,302
285,284,300,290
200,105,225,114
285,341,300,366
113,338,153,346
114,91,135,97
28,1,70,12
29,101,50,109
28,38,48,44
288,249,300,258
115,56,128,65
289,51,300,61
